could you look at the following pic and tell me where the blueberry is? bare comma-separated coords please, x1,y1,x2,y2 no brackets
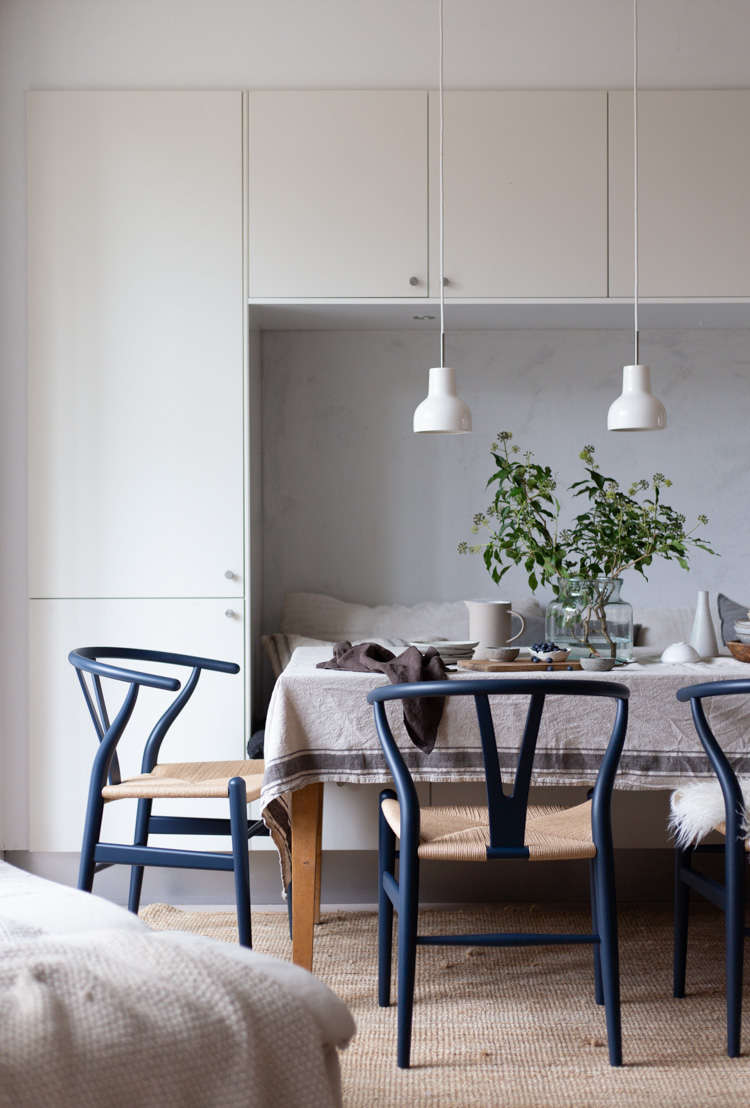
531,656,539,663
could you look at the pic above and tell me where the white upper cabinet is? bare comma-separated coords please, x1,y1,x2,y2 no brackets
27,92,245,599
609,91,750,297
433,91,608,298
246,91,429,298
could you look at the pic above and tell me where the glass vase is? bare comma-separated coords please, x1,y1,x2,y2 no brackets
545,577,634,660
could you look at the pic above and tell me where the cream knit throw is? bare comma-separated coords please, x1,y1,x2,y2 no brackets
0,919,351,1108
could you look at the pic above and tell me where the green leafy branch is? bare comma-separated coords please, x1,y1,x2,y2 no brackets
459,432,717,596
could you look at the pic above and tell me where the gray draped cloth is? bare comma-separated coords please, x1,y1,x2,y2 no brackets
316,641,448,753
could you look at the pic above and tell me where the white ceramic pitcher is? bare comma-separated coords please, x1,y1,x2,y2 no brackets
465,600,527,659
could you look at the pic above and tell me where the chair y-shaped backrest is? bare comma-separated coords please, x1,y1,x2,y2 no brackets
369,677,630,855
69,647,241,808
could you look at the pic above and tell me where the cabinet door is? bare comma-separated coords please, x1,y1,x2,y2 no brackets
433,92,608,298
27,92,244,599
29,599,246,852
609,91,750,297
247,91,428,298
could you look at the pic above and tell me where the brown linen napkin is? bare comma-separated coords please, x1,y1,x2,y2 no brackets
317,641,448,753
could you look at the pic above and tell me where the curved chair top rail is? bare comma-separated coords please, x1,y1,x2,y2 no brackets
69,647,240,692
367,676,631,705
676,678,750,703
369,676,629,859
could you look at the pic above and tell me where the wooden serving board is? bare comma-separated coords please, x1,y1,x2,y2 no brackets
457,658,582,672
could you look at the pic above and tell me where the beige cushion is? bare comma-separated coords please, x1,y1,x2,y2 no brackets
102,759,264,801
380,798,596,862
280,591,544,644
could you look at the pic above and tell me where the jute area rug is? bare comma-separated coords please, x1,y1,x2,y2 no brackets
140,902,749,1108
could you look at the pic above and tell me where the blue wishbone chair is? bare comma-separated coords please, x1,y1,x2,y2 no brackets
367,677,630,1068
673,678,750,1057
69,647,268,947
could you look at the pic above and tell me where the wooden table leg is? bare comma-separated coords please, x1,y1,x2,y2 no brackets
291,781,323,971
313,787,324,925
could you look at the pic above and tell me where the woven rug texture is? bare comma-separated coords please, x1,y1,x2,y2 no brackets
140,902,749,1108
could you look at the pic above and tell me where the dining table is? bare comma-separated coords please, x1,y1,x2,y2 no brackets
260,645,750,971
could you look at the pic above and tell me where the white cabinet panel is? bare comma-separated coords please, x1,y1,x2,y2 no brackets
609,91,750,297
434,92,608,297
27,92,244,599
247,91,428,298
29,599,246,853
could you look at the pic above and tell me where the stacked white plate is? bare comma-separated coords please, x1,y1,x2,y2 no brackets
410,640,479,666
734,617,750,643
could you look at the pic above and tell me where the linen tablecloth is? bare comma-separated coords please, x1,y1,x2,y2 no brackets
261,646,750,884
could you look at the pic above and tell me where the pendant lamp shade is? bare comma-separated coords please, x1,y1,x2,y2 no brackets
609,0,666,432
607,364,666,431
414,366,472,434
413,0,472,435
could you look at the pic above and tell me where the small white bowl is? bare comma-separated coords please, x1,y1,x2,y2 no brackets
660,641,701,664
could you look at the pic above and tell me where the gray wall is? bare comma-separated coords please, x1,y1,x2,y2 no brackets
262,326,747,638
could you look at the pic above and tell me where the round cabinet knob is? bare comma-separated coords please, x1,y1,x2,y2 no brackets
225,609,235,619
409,276,419,286
443,277,449,286
224,570,235,580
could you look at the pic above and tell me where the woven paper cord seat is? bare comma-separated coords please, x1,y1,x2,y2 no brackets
102,759,265,801
380,798,596,862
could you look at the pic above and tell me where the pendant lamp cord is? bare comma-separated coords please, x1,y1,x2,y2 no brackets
633,0,639,365
439,0,445,368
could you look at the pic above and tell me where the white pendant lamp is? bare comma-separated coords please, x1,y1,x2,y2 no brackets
414,0,471,435
608,0,666,432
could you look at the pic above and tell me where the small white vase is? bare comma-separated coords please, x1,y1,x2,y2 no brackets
689,590,719,659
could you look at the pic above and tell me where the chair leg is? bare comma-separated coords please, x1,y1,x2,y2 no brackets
725,841,745,1057
127,798,152,914
589,857,604,1006
673,846,692,999
78,790,105,893
229,776,252,948
396,848,419,1069
593,847,622,1067
378,793,397,1008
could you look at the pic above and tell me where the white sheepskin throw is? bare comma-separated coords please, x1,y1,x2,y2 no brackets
669,778,750,848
